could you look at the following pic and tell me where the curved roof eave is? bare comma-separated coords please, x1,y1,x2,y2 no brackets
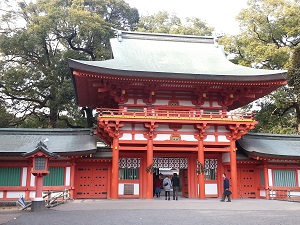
68,59,287,83
237,133,300,158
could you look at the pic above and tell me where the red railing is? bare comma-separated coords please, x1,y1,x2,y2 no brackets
97,108,255,121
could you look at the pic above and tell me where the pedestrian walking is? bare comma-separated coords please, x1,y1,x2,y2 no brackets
171,173,180,200
220,173,231,202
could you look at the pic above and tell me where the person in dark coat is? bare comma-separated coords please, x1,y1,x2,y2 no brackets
220,173,231,202
171,173,180,200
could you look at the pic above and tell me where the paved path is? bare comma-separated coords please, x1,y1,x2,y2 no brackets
1,198,300,225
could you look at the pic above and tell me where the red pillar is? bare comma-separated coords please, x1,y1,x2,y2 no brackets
230,140,238,199
198,139,205,199
69,159,76,199
146,138,153,199
35,175,43,198
111,137,119,200
263,163,269,199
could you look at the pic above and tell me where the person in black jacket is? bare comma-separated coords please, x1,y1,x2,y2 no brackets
171,173,180,200
220,173,231,202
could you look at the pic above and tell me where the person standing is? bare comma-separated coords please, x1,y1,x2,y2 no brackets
220,173,231,202
154,175,162,198
163,175,172,200
171,173,180,200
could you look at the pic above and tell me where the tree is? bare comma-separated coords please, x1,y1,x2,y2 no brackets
0,0,139,128
136,11,214,35
219,0,300,134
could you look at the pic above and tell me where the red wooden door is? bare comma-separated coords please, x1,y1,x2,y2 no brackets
181,169,188,198
75,166,108,199
225,167,256,198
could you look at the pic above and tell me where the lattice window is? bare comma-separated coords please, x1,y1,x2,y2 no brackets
119,158,140,168
153,158,188,169
204,159,218,180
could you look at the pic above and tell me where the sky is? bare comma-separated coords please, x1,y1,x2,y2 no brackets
124,0,249,35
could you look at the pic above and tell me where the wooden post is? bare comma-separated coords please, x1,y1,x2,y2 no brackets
146,138,154,199
111,137,119,200
230,140,238,199
263,163,269,199
198,139,205,199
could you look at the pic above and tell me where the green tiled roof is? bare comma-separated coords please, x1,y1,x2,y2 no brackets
68,31,287,82
237,133,300,158
0,128,97,154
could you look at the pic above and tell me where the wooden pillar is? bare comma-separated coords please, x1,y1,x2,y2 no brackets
198,139,205,199
230,140,238,199
35,176,43,198
188,156,196,198
146,138,154,199
263,163,269,199
69,159,76,199
111,137,119,200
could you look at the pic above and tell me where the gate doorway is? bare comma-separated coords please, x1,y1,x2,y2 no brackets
74,165,109,199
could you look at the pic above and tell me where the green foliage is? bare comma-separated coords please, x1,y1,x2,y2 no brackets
219,0,300,134
0,0,139,128
136,11,214,35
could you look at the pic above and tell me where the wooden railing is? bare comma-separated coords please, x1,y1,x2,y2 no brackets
268,189,300,202
97,108,255,121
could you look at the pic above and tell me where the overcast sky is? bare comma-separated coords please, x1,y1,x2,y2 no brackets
125,0,249,35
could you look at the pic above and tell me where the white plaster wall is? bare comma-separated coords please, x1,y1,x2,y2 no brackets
202,101,210,107
135,124,146,131
179,100,194,106
30,174,35,186
118,184,139,195
222,153,230,163
153,100,169,105
212,102,221,107
156,124,173,131
0,191,3,198
205,184,218,195
7,191,26,198
181,135,197,141
204,135,215,142
135,134,147,140
30,191,36,198
260,190,266,197
137,99,144,104
21,167,27,187
154,134,171,141
217,126,227,132
298,170,300,187
206,127,215,132
120,124,132,130
65,167,71,186
180,125,195,132
217,135,230,142
126,99,134,104
268,169,273,186
120,133,132,140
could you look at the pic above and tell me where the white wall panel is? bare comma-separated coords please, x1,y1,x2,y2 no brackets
126,99,134,104
7,191,26,198
156,124,173,131
179,100,194,106
153,100,169,105
217,126,227,132
204,135,215,142
260,190,266,197
134,134,147,140
205,184,218,195
119,133,132,140
0,191,3,198
212,101,221,107
136,99,144,104
120,124,132,130
154,134,171,141
135,124,146,131
180,125,195,132
30,174,35,186
202,101,210,107
206,127,215,132
298,170,300,187
181,135,197,141
218,135,230,142
21,167,27,187
65,167,71,186
268,169,273,186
